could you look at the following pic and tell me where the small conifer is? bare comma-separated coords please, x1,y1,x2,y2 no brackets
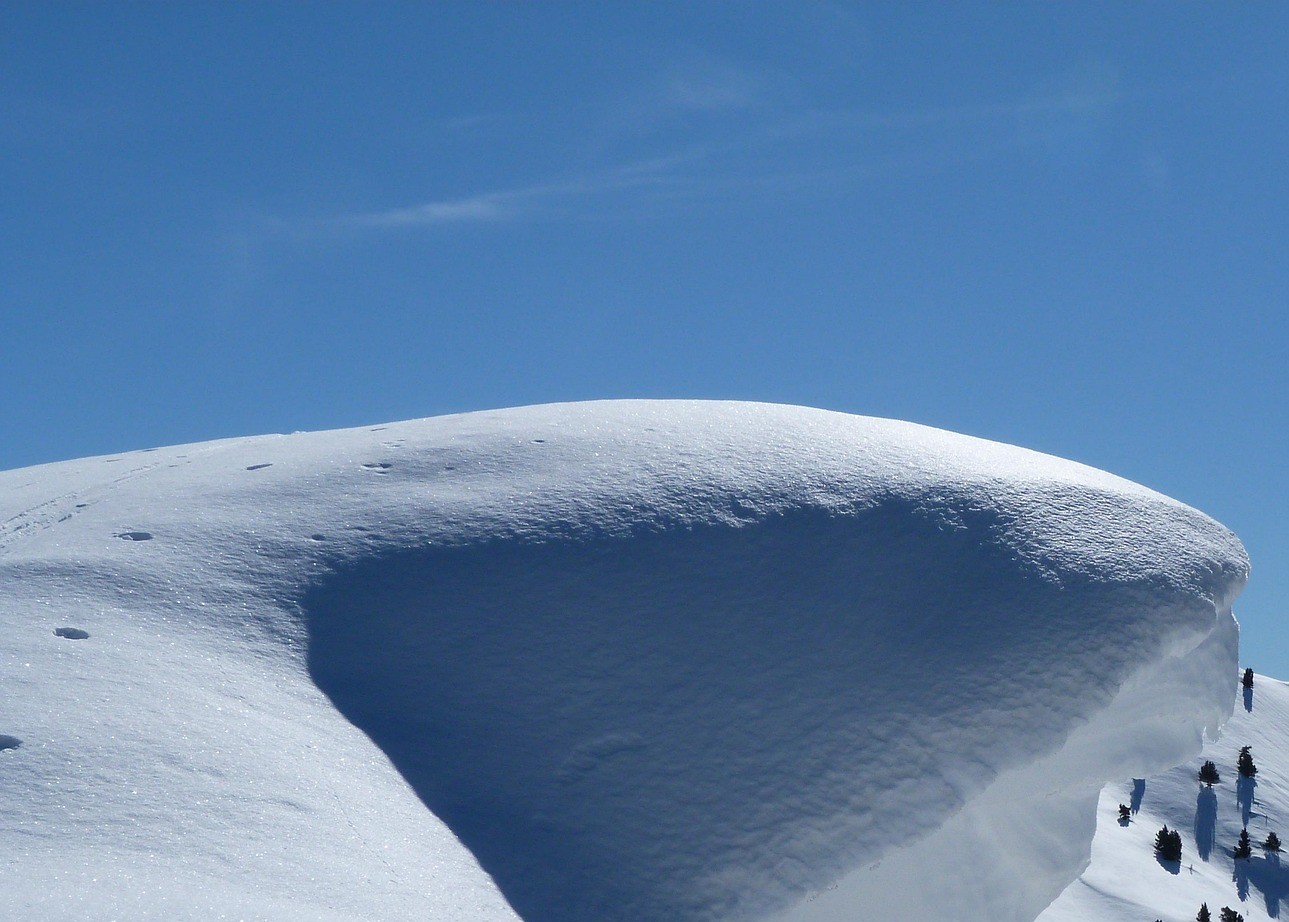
1266,831,1282,853
1155,825,1183,861
1243,668,1255,689
1199,760,1220,786
1220,907,1244,922
1238,745,1258,778
1118,803,1131,821
1197,903,1212,922
1234,827,1252,860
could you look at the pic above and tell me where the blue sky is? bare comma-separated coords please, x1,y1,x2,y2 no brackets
3,3,1287,671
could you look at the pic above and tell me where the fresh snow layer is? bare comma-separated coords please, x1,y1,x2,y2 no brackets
1040,674,1289,922
0,400,1248,921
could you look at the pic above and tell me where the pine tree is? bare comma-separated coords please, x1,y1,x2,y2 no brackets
1238,745,1258,778
1266,831,1282,853
1155,825,1183,861
1220,908,1244,922
1199,760,1221,786
1197,903,1212,922
1243,668,1255,689
1118,803,1131,821
1234,827,1252,860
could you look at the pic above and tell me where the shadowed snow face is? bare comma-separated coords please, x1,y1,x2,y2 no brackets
304,500,1221,922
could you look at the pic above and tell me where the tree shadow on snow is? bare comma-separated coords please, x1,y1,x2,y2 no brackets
1245,685,1254,713
1131,779,1146,814
1243,852,1289,918
1156,853,1182,875
1236,857,1251,903
1196,787,1218,860
1238,775,1258,827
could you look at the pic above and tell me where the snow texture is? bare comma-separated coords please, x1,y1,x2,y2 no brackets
0,400,1248,921
1040,674,1289,922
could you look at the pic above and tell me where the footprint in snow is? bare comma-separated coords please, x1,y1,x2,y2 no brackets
0,736,20,751
115,531,153,541
361,462,392,474
54,627,90,640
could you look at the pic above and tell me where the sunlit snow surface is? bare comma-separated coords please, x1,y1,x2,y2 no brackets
1041,675,1289,922
0,401,1248,921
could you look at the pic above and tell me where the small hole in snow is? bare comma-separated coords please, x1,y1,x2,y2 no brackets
0,736,20,751
245,463,272,471
54,627,90,640
115,531,153,541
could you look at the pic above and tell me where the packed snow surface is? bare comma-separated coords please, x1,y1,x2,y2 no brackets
0,400,1248,921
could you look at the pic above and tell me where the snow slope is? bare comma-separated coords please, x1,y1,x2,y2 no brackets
0,401,1248,921
1040,674,1289,922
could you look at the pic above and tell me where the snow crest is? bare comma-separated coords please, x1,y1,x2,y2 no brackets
0,401,1248,921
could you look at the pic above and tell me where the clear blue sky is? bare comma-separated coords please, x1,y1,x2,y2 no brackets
3,4,1286,672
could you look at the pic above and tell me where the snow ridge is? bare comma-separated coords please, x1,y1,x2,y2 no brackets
0,401,1248,921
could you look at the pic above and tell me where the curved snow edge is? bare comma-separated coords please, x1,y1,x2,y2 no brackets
773,602,1241,922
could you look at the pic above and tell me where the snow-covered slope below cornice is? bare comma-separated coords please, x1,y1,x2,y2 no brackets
1041,674,1289,922
0,401,1248,921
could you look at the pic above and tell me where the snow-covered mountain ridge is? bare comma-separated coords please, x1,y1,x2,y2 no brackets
0,401,1248,920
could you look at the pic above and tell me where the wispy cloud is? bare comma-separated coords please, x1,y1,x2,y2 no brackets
344,155,697,231
332,62,1129,236
661,59,762,113
350,192,515,228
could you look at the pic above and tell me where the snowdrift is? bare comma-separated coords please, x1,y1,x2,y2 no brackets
0,401,1248,921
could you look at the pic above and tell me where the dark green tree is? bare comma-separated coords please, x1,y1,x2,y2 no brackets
1197,903,1211,922
1243,668,1255,689
1220,908,1244,922
1238,746,1258,778
1267,831,1283,853
1155,825,1183,861
1199,760,1221,786
1234,827,1252,860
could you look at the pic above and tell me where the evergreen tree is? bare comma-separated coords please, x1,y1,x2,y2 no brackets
1118,803,1131,821
1243,668,1255,689
1234,827,1252,860
1266,831,1282,853
1197,903,1211,922
1238,745,1258,778
1155,825,1183,861
1220,908,1244,922
1199,760,1221,786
